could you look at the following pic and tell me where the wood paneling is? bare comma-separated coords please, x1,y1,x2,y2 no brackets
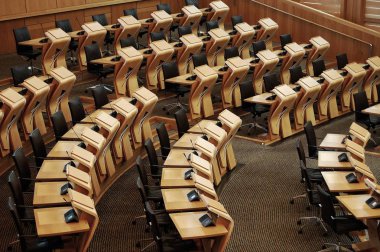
26,0,57,13
0,0,26,17
57,0,86,8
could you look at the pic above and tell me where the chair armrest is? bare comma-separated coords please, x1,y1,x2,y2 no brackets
18,204,34,208
20,218,35,222
151,164,164,168
146,185,161,190
147,174,162,179
20,178,36,181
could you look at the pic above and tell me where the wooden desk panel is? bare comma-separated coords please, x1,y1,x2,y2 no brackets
47,141,81,158
161,168,195,188
321,171,368,193
318,151,353,170
33,182,70,207
62,124,95,140
164,149,194,168
319,133,346,150
187,120,217,134
162,188,206,212
362,104,380,116
173,133,202,149
337,194,380,219
36,160,76,181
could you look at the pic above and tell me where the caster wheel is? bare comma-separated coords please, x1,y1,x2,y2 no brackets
132,220,136,225
136,242,141,248
306,206,311,210
322,232,328,237
322,245,326,249
298,230,303,234
290,199,294,204
297,220,301,225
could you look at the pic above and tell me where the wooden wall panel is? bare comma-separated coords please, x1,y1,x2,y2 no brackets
0,0,26,17
26,0,57,13
55,10,85,31
0,19,25,55
57,0,86,8
84,6,112,23
111,3,137,23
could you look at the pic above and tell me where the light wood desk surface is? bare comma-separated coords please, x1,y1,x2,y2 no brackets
362,104,380,116
67,30,84,39
337,194,380,219
188,120,217,134
162,188,207,212
47,141,81,158
164,149,195,168
173,133,202,149
319,133,346,150
33,182,70,207
90,55,122,65
62,124,95,140
321,171,369,193
18,37,48,47
36,160,76,181
165,73,196,86
161,168,195,188
34,207,90,237
81,109,110,123
318,151,353,170
170,211,228,240
244,92,276,106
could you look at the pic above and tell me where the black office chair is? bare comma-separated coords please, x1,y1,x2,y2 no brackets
13,27,42,73
192,53,209,68
51,111,69,141
317,185,367,249
156,3,178,41
354,91,380,131
144,139,164,178
91,85,110,110
29,129,49,167
239,80,269,134
69,97,86,125
123,8,148,48
304,121,324,159
206,20,219,33
12,147,36,193
224,47,239,60
150,31,166,42
312,58,326,77
120,37,138,49
185,0,199,7
336,53,349,70
156,123,172,159
279,34,293,49
178,26,192,37
174,109,190,138
92,14,114,54
231,16,243,29
252,40,266,57
263,73,280,92
161,62,190,114
56,19,79,64
10,65,33,87
136,157,163,198
289,65,305,84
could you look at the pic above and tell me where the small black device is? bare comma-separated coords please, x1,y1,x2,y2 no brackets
201,135,208,141
199,214,215,227
18,88,28,96
77,142,86,149
266,95,277,101
340,71,348,77
363,64,370,70
175,42,183,48
177,13,184,17
63,161,76,172
64,209,79,223
279,50,287,56
366,197,380,209
186,75,197,81
216,121,222,127
303,44,313,49
91,125,100,132
130,98,138,105
39,38,48,43
251,58,260,64
205,8,212,12
229,30,237,35
144,49,153,54
345,173,358,183
341,135,352,144
111,23,121,29
146,18,154,23
44,77,54,84
317,77,325,84
192,150,199,156
253,24,261,30
219,66,228,72
202,37,211,42
110,111,118,118
187,190,200,202
77,31,85,36
293,86,301,92
338,153,348,162
184,169,193,180
111,56,121,62
60,182,73,195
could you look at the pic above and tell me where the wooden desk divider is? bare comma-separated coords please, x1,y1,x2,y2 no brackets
66,165,93,197
256,18,279,50
206,28,230,66
217,109,241,171
0,88,26,157
70,145,100,197
115,47,143,97
131,87,158,148
318,69,344,121
231,22,255,59
270,85,297,139
349,122,371,147
193,174,218,200
190,154,213,182
345,139,365,163
341,63,366,112
177,34,203,75
111,98,138,164
21,76,50,139
95,111,120,177
221,57,249,108
363,56,380,103
149,10,174,43
43,28,71,75
294,76,321,129
114,15,141,53
68,189,99,252
280,42,305,84
180,5,203,35
190,65,218,120
194,136,221,184
79,22,107,70
207,1,230,30
146,40,174,90
306,36,330,76
48,67,76,123
253,50,279,94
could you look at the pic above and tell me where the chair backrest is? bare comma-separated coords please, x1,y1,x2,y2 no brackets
29,129,47,167
8,197,25,243
336,53,348,70
185,0,199,8
231,16,243,28
123,8,139,19
317,185,336,225
178,26,192,37
55,19,73,33
312,58,326,77
8,171,26,217
84,43,103,74
174,109,190,138
192,53,208,68
253,40,266,56
144,139,160,175
145,201,164,251
120,37,138,49
296,139,307,166
304,121,318,159
12,148,32,191
240,80,255,109
92,14,108,26
136,156,149,187
263,73,280,92
150,31,166,42
156,123,171,158
206,20,219,32
353,91,370,123
279,34,292,49
302,162,318,205
289,65,304,84
162,61,179,87
10,65,33,87
69,97,86,125
157,3,172,14
224,47,239,60
51,111,69,141
91,85,110,109
13,27,33,54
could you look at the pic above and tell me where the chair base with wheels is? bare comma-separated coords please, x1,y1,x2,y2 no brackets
162,87,189,115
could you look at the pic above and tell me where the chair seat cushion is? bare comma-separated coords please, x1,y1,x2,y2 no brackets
333,215,367,234
20,50,41,59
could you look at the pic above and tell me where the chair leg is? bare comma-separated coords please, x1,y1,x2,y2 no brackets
140,241,156,252
289,193,307,204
